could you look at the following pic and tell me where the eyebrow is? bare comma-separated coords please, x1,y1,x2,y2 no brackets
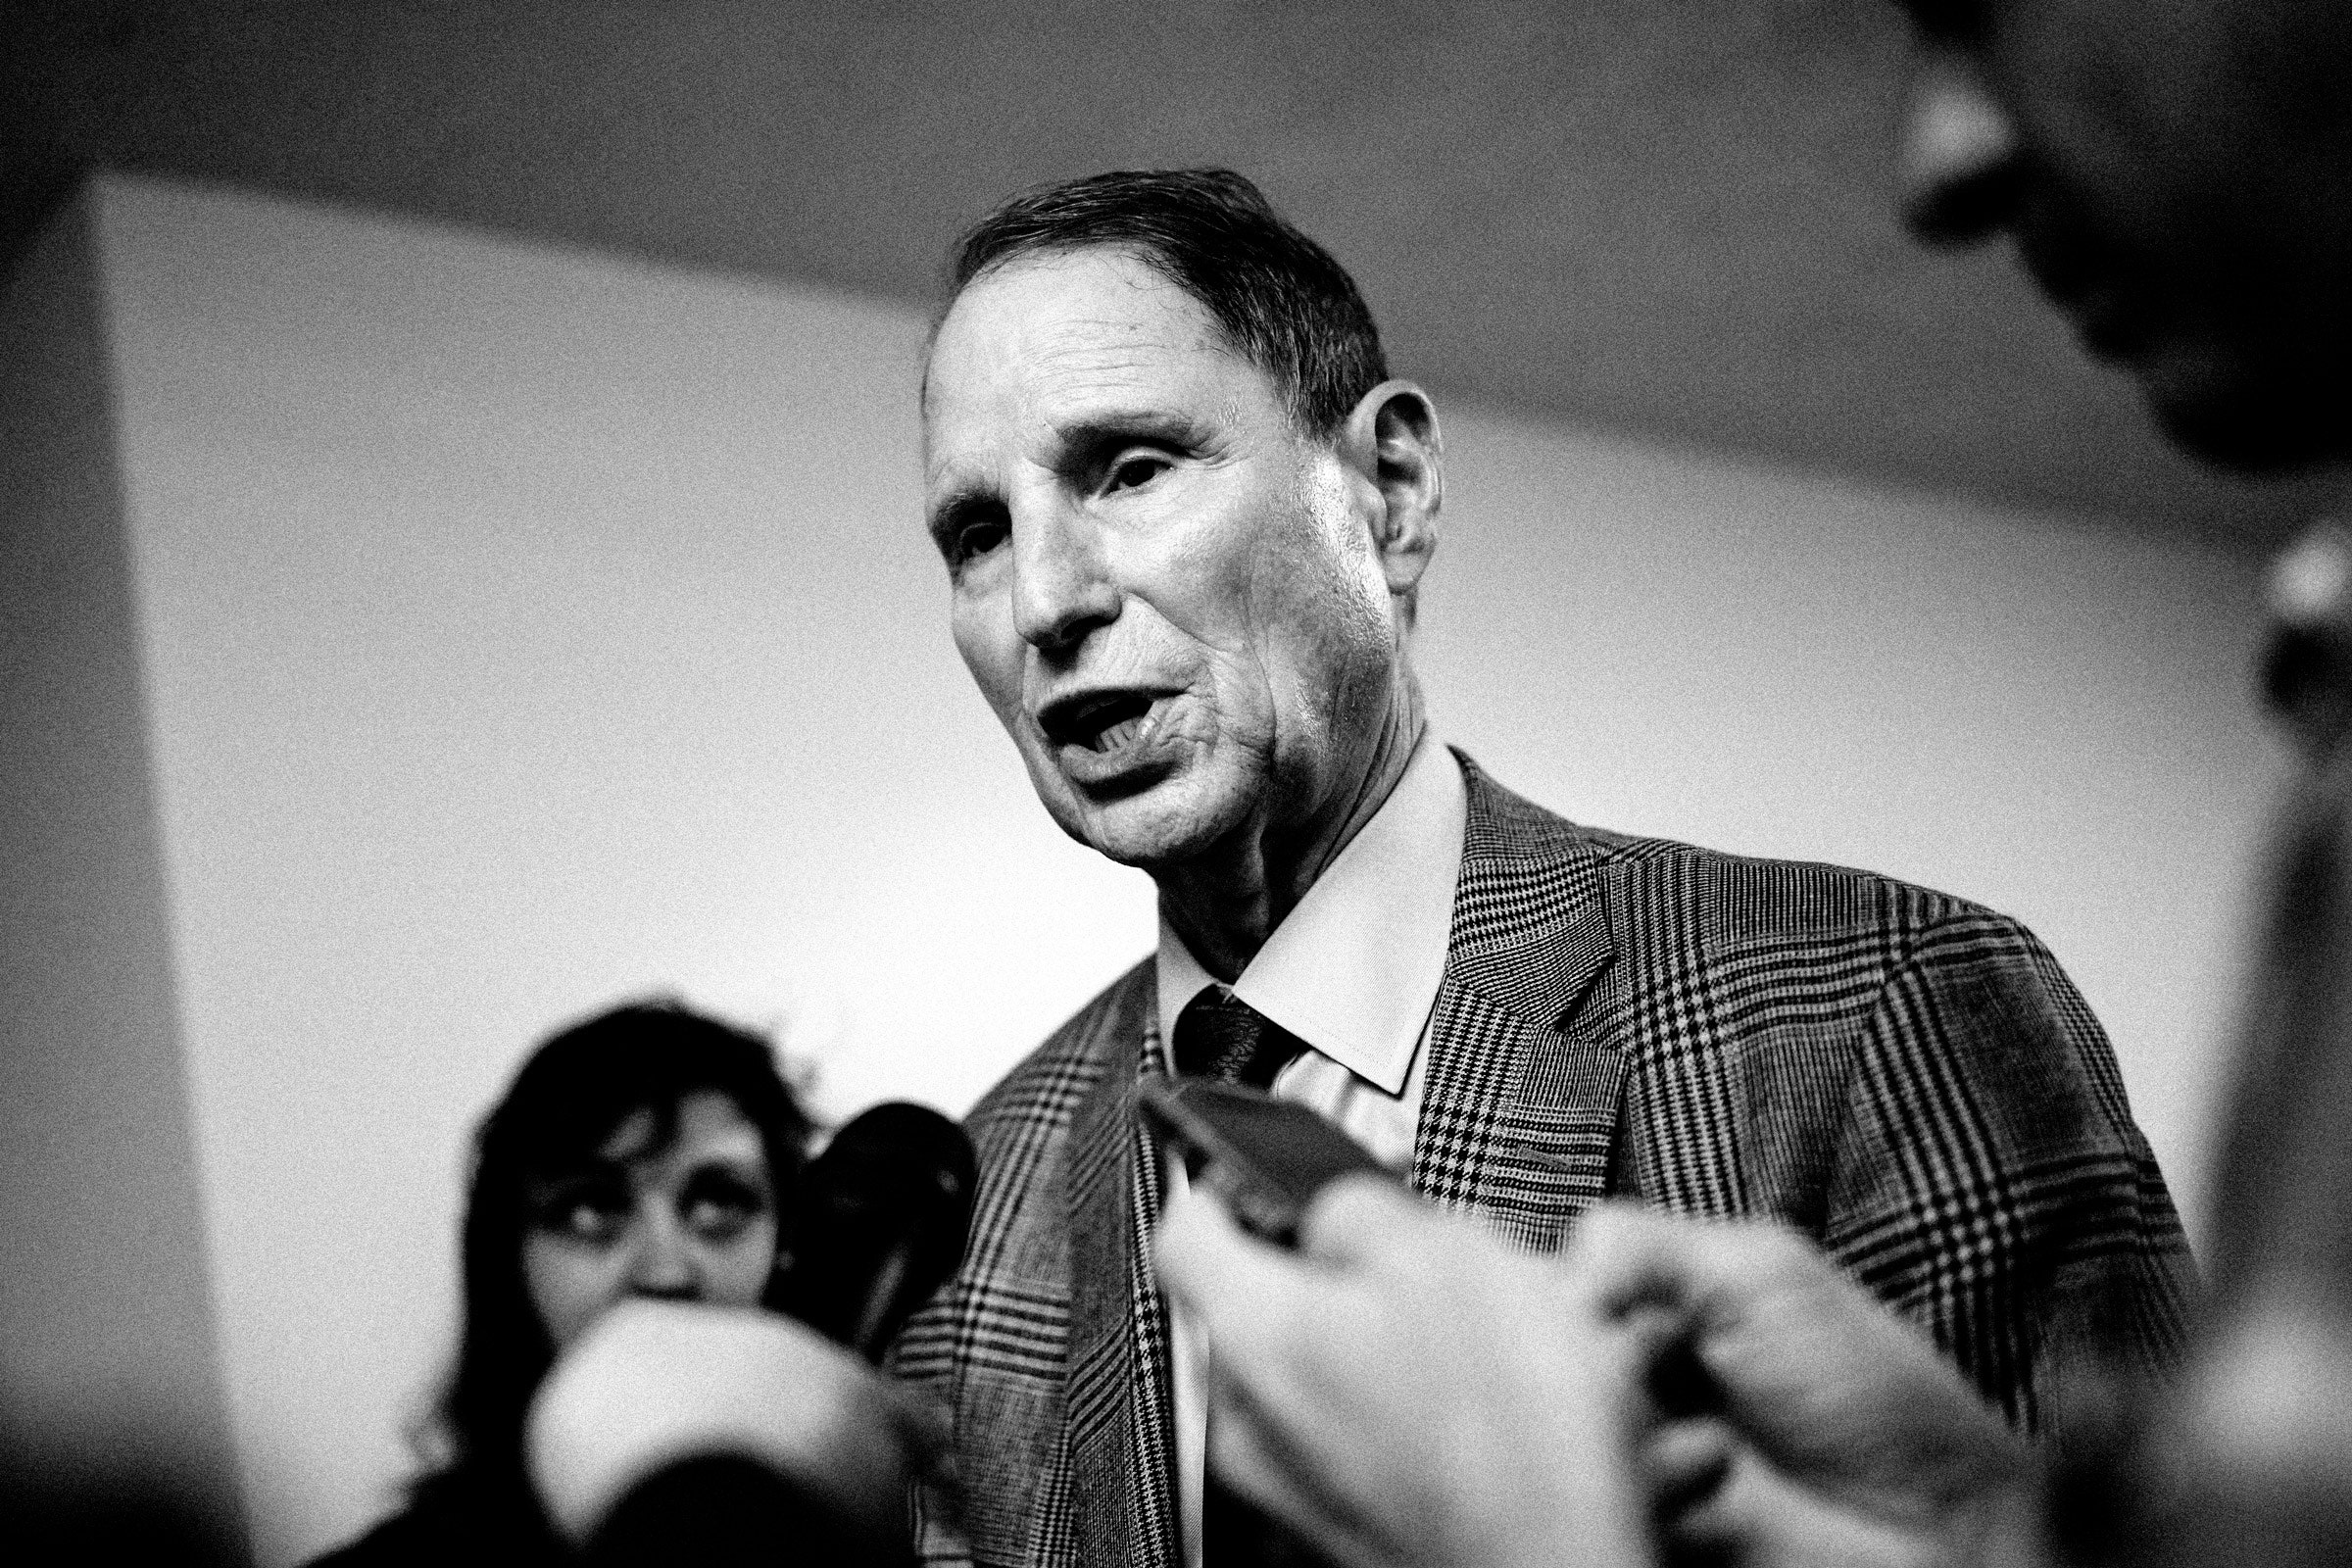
683,1157,771,1186
1051,409,1214,460
526,1161,625,1192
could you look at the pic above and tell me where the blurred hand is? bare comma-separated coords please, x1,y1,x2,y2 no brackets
1568,1203,2044,1568
524,1299,943,1547
1153,1176,1660,1568
2126,1298,2352,1568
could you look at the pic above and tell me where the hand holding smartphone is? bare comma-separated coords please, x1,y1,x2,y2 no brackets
1134,1077,1400,1248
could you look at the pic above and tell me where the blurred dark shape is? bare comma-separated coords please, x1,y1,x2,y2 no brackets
582,1453,916,1568
2069,516,2352,1568
772,1102,976,1362
0,1444,248,1568
2213,518,2352,1316
2260,523,2352,760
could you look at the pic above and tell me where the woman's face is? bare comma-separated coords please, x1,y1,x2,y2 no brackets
520,1089,780,1351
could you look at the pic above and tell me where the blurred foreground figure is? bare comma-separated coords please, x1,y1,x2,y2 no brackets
1894,0,2352,471
1898,0,2352,1563
1155,3,2352,1566
309,1002,814,1567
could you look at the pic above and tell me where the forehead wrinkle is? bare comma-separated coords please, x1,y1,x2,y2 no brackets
930,333,1189,457
923,259,1287,487
1020,323,1215,400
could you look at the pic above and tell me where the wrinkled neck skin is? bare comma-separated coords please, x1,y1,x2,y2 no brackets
1156,672,1427,984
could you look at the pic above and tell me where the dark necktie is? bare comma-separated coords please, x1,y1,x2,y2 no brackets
1167,983,1331,1568
1171,983,1308,1091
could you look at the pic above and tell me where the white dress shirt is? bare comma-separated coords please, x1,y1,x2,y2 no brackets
1152,732,1468,1568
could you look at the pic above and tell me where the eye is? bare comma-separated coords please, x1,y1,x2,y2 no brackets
1103,452,1169,494
535,1184,629,1245
935,498,1011,568
681,1172,769,1242
955,514,1010,563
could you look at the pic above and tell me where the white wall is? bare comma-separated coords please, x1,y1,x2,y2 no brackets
66,173,2282,1562
1416,413,2277,1241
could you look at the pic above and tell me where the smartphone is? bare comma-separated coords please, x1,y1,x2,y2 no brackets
1134,1077,1398,1248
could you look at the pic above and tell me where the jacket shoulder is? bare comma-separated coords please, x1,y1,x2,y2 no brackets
963,956,1152,1151
1456,749,2003,954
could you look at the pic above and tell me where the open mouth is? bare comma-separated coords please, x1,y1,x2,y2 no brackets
1040,689,1163,755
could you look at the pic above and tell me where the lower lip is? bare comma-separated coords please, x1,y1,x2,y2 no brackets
1050,697,1179,789
2020,238,2143,361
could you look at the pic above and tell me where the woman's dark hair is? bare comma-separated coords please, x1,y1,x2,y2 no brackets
408,1000,812,1532
945,167,1391,439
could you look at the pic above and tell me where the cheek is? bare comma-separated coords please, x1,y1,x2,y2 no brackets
521,1238,621,1351
1258,488,1394,709
699,1217,781,1309
952,597,1027,726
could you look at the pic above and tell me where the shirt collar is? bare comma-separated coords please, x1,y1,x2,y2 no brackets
1153,733,1467,1095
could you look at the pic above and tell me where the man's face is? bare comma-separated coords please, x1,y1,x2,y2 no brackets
922,249,1401,871
1895,0,2352,468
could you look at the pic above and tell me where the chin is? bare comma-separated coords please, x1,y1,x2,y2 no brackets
2141,339,2352,473
1045,770,1253,872
2154,386,2343,474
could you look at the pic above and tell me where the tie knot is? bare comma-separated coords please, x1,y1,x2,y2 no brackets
1171,984,1306,1091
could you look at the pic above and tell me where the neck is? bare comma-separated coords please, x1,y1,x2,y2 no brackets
1157,677,1427,982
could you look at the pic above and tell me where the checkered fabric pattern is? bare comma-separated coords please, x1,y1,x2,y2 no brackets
890,753,2194,1568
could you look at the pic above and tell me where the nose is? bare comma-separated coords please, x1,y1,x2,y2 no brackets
1897,49,2025,246
624,1213,703,1301
1010,499,1119,653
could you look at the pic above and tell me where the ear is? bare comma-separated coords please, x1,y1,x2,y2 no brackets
1338,379,1443,603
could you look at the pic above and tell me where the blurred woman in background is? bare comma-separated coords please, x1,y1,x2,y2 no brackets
311,1001,813,1568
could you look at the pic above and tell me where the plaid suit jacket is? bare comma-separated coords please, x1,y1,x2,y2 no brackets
892,754,2194,1568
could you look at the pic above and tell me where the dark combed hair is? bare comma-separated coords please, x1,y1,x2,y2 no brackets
409,1000,813,1540
948,167,1391,438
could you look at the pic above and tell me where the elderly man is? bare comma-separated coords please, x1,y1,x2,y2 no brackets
1152,5,2352,1567
891,167,2190,1568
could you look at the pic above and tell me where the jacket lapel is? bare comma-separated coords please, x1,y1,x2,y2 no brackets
1055,756,1625,1563
1413,757,1628,1250
1062,968,1179,1568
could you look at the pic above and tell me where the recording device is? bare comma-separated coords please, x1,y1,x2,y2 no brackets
771,1101,979,1360
1134,1077,1396,1248
572,1103,974,1568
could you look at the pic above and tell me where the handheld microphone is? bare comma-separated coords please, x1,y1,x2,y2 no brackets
771,1101,977,1361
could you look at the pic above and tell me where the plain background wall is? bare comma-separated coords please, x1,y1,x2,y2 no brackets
70,173,2282,1563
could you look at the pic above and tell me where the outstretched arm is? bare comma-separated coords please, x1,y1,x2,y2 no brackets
1156,1180,2055,1568
1154,1178,1659,1568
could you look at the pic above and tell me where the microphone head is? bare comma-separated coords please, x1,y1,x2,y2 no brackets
773,1102,976,1359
